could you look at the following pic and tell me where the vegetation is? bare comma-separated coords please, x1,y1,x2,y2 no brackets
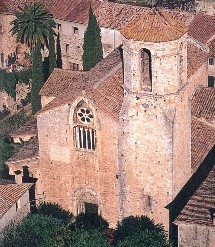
56,33,63,68
10,3,55,114
0,214,70,247
73,213,109,230
35,202,74,225
0,203,171,247
82,5,103,71
31,42,43,115
48,26,57,75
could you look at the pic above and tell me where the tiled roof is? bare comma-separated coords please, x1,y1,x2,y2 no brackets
7,137,39,163
188,14,215,44
121,8,188,42
38,47,123,121
191,88,215,171
11,118,37,138
40,70,86,97
175,163,215,227
187,43,209,78
0,179,15,185
191,87,215,122
191,117,215,171
0,183,33,218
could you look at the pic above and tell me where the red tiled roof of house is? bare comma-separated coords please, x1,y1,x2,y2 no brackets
175,164,215,227
191,117,215,172
187,43,209,78
191,87,215,172
191,87,215,122
7,137,39,163
11,118,37,138
188,14,215,45
0,183,33,218
38,47,123,121
121,8,188,42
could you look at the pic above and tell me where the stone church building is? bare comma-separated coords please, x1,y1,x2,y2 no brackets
2,0,215,246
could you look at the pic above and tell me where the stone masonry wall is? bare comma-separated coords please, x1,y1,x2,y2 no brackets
37,98,120,227
178,223,215,247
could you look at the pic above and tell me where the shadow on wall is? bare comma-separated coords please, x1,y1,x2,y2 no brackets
166,145,215,247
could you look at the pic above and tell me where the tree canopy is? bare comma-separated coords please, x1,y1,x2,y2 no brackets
82,5,103,71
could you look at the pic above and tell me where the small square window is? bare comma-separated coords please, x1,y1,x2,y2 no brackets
208,57,214,66
70,63,79,71
73,27,79,34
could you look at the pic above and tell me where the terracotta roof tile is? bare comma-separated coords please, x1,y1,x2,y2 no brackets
0,179,15,185
191,117,215,172
175,164,215,226
188,14,215,44
187,43,209,77
38,47,123,121
121,9,188,42
0,183,33,218
7,137,39,163
191,87,215,122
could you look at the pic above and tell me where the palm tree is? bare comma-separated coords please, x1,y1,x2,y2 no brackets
10,3,55,51
10,3,55,114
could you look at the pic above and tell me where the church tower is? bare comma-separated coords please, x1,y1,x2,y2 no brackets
118,9,191,229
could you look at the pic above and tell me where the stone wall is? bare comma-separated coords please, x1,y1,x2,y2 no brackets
196,0,215,15
178,223,215,247
37,97,120,227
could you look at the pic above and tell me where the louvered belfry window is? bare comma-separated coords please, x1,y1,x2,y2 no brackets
74,107,96,150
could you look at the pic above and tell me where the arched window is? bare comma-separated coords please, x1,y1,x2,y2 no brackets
140,48,152,91
73,101,96,150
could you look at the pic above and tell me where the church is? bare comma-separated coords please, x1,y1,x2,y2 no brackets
2,0,215,246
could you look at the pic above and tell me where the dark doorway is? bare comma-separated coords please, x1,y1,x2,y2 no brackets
85,202,98,214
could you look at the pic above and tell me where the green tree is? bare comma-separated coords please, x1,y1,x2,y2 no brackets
56,32,63,68
68,229,110,247
31,42,43,114
82,5,103,71
0,214,70,247
73,213,109,230
35,202,74,225
48,26,57,75
115,215,165,242
10,3,55,114
117,229,172,247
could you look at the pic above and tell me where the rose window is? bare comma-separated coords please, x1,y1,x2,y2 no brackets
77,108,93,124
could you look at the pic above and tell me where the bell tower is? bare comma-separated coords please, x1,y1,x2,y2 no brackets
118,9,191,229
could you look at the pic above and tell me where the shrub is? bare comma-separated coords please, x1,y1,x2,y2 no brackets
117,229,172,247
0,214,70,247
73,213,109,230
115,215,165,242
35,202,74,225
68,229,110,247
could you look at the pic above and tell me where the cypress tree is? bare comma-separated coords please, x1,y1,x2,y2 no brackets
56,33,62,68
31,42,43,115
82,5,103,71
48,26,57,75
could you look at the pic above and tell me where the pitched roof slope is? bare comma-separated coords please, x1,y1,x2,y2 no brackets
187,43,209,78
11,118,37,138
38,47,123,121
188,14,215,44
175,164,215,227
121,9,188,42
0,183,33,218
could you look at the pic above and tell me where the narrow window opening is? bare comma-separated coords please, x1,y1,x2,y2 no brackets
66,44,69,54
140,48,152,91
74,126,96,150
57,24,62,31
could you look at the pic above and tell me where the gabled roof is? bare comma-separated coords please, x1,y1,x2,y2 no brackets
187,43,209,78
121,8,188,42
11,118,37,139
0,183,33,218
38,47,124,121
188,13,215,45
